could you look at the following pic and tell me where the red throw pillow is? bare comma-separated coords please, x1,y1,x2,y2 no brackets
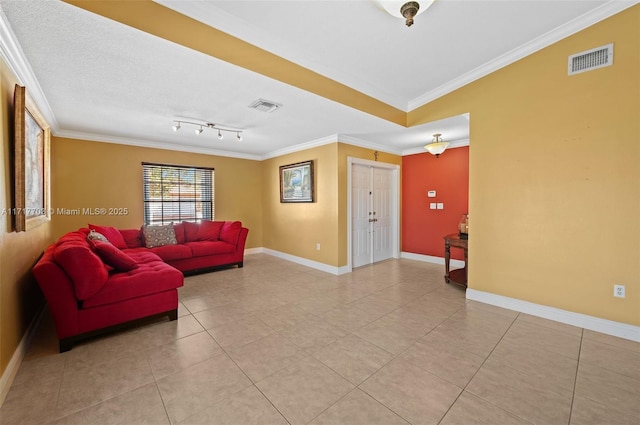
53,243,109,300
183,220,224,242
120,228,144,248
90,240,138,272
173,222,186,244
89,224,128,249
220,221,242,244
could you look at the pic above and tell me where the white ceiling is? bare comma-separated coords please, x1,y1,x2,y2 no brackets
0,0,632,160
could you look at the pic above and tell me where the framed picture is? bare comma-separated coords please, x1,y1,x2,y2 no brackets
14,84,51,232
279,160,314,203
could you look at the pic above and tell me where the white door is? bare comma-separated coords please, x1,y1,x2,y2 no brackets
373,167,393,262
352,164,372,268
351,164,394,268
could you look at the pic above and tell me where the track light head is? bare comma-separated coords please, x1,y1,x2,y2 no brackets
218,130,223,140
172,122,181,132
195,126,203,135
236,132,242,141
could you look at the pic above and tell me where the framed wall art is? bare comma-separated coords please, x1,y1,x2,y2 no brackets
14,84,51,232
279,160,314,203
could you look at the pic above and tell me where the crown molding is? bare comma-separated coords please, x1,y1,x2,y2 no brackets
337,135,404,156
261,134,339,160
0,6,59,130
54,129,263,161
407,0,640,110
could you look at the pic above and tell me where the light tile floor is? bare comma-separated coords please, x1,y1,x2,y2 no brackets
2,254,639,424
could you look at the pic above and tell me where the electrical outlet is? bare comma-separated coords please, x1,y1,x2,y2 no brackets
316,243,321,251
613,284,625,298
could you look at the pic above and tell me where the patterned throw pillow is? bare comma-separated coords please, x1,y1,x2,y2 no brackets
87,229,109,243
142,224,178,248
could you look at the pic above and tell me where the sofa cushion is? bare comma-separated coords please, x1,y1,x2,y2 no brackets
220,221,242,244
173,222,186,244
120,228,144,248
142,224,177,248
82,261,183,309
53,243,109,300
185,241,235,257
148,244,193,262
121,248,163,263
183,220,223,242
90,240,138,272
89,224,128,249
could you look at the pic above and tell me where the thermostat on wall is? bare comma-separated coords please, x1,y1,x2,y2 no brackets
427,190,436,198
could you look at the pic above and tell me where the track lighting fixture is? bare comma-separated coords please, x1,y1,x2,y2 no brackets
171,120,244,141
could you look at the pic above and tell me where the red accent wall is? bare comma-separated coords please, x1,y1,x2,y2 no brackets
402,146,469,260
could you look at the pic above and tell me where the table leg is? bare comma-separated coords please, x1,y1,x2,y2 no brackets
444,241,451,283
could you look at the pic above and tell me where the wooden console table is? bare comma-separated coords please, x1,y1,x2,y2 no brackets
444,233,468,287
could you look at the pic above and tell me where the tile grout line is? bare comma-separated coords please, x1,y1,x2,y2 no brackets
435,311,533,425
567,328,584,425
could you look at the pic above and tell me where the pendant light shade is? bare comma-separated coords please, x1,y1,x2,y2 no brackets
424,133,449,157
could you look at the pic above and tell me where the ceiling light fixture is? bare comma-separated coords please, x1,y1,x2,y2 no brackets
171,120,243,141
424,133,449,157
372,0,435,27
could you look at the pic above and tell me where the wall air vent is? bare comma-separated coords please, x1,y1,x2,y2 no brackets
568,43,613,76
248,99,282,113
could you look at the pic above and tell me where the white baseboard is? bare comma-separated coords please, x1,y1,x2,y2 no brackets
0,304,45,407
466,289,640,343
401,251,465,268
255,248,350,275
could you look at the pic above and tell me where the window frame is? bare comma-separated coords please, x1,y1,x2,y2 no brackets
142,162,214,226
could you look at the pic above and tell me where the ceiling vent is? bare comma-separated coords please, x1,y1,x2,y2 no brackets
568,43,613,76
248,99,282,113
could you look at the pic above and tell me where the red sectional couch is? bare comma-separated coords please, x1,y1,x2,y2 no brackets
32,220,249,352
118,220,249,274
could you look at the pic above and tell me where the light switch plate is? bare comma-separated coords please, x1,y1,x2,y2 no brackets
429,203,437,209
436,203,444,209
427,190,436,198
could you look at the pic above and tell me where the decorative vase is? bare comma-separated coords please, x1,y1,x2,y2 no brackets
458,214,468,238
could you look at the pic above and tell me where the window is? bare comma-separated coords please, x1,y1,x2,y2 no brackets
142,162,214,225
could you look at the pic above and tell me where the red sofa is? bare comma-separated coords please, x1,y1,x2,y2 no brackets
32,221,248,352
116,220,249,274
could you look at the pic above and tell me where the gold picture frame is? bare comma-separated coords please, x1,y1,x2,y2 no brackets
279,160,314,203
14,84,51,232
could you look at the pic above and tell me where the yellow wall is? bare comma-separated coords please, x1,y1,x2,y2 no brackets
409,6,639,325
260,142,401,268
0,60,51,382
51,137,263,247
262,143,340,266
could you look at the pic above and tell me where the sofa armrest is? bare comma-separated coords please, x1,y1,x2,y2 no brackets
32,246,80,339
237,227,249,252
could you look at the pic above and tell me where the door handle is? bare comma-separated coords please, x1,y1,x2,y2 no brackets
368,218,378,222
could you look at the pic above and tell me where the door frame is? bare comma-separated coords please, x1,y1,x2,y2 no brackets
347,156,400,271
